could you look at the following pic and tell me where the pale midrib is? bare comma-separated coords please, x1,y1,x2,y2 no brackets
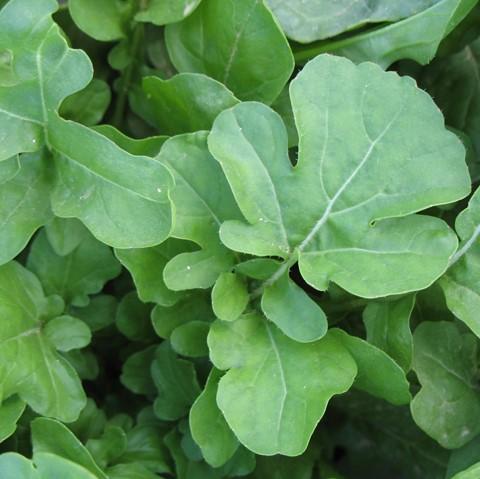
449,223,480,267
0,326,40,349
265,323,287,442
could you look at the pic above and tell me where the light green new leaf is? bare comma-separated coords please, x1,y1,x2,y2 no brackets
411,321,480,448
262,273,327,343
452,463,480,479
267,0,440,43
165,0,294,104
440,187,480,337
0,152,52,265
142,74,239,135
0,155,20,184
208,313,357,456
0,396,25,443
300,0,477,68
31,417,107,479
152,342,201,421
59,79,111,126
0,262,85,422
120,346,157,396
151,292,213,339
171,321,210,358
212,272,249,322
115,292,154,342
158,132,242,290
135,0,201,25
116,239,193,306
0,452,98,479
330,329,411,405
190,368,239,467
69,0,135,41
208,54,469,300
27,230,121,307
0,0,174,249
44,316,91,352
363,295,414,372
45,218,89,256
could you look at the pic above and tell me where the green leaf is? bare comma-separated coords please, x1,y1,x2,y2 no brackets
208,313,357,455
0,155,20,183
299,0,478,68
121,346,157,396
151,293,213,339
142,74,239,135
330,329,411,405
106,463,161,479
69,295,117,332
267,0,441,42
135,0,201,25
208,54,469,299
362,295,414,372
116,239,191,306
452,462,480,479
251,454,314,479
0,396,25,443
69,0,135,41
86,426,127,470
0,0,174,248
211,272,249,322
44,315,91,352
411,321,480,448
0,262,85,421
27,230,121,307
0,453,38,479
31,417,107,479
92,125,167,157
190,368,239,467
0,152,52,265
115,292,154,342
45,218,89,256
158,132,242,290
165,0,294,103
152,342,201,421
440,187,480,337
261,272,327,342
171,321,210,358
59,79,111,126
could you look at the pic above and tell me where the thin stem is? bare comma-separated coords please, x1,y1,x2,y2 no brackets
449,224,480,267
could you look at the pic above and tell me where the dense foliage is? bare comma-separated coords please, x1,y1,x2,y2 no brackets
1,0,480,477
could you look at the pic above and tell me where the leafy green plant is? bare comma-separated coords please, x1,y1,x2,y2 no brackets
1,0,480,478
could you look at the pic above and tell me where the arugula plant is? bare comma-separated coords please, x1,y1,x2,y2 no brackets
1,0,480,478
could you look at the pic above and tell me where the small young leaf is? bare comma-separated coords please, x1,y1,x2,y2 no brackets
411,321,480,448
70,295,117,332
135,0,201,25
363,295,415,372
212,272,249,322
44,315,91,352
151,343,201,421
45,217,89,257
27,230,121,307
190,368,239,467
261,273,327,343
171,321,210,358
208,313,357,455
0,396,25,443
165,0,294,104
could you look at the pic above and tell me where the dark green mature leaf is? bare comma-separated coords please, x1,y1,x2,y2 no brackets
0,0,174,250
121,346,157,396
152,343,201,421
115,292,154,342
208,54,469,302
0,396,25,443
170,321,210,358
440,187,480,337
0,262,85,421
106,463,163,479
330,329,411,405
267,0,440,43
135,0,201,25
165,0,294,104
70,295,117,332
189,368,239,467
251,454,314,479
300,0,478,68
27,230,121,307
447,436,480,478
31,417,107,479
158,132,242,290
411,321,480,448
142,74,239,135
0,152,52,265
363,295,414,372
208,313,357,456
